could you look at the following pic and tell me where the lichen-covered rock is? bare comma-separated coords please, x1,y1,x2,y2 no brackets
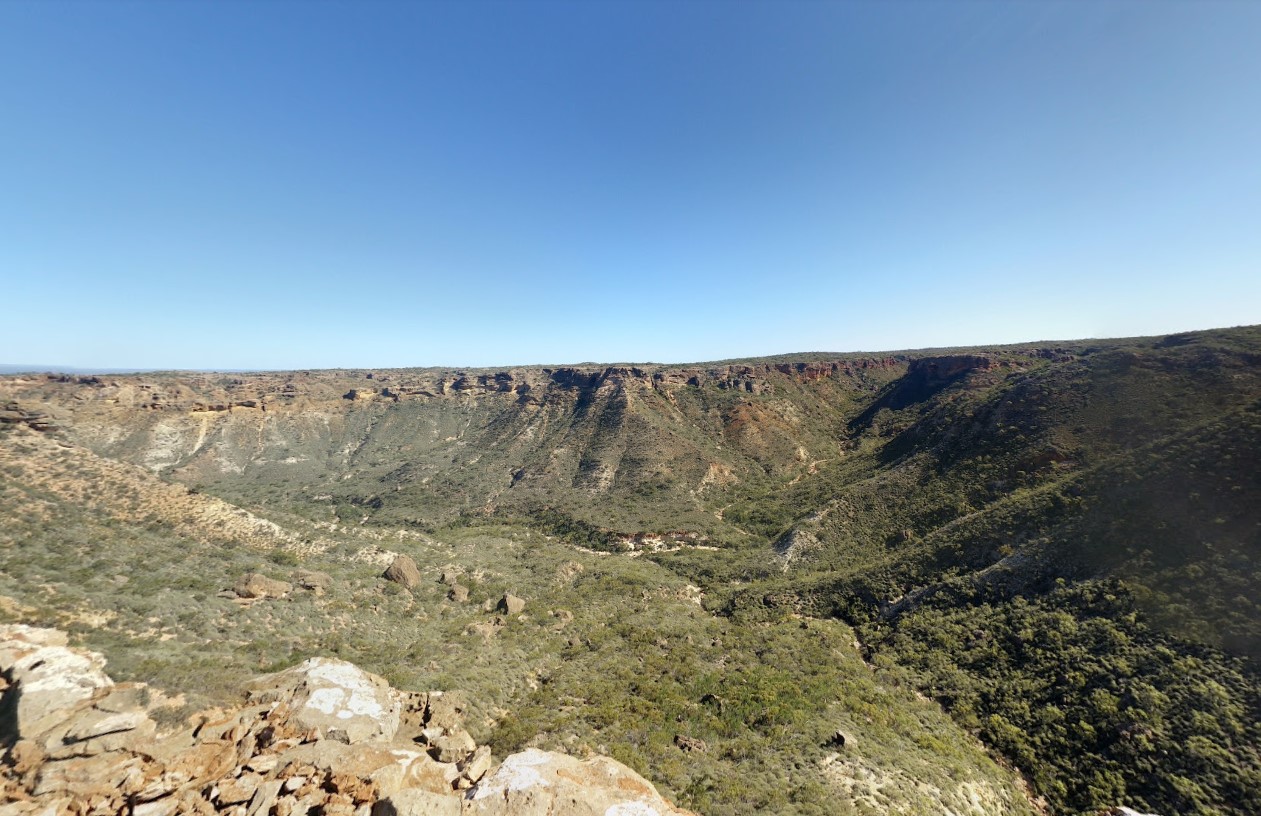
466,748,694,816
277,740,459,797
247,658,402,744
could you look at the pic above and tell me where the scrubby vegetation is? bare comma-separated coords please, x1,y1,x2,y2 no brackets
2,325,1259,814
867,581,1261,815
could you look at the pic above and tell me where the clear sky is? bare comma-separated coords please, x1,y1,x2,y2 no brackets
2,1,1259,370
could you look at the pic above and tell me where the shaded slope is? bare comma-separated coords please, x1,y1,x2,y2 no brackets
715,327,1261,816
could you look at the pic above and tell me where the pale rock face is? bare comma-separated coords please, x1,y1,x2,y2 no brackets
474,748,550,797
247,657,402,744
606,804,667,816
0,625,68,657
0,625,113,739
467,748,691,816
373,787,462,816
275,740,460,798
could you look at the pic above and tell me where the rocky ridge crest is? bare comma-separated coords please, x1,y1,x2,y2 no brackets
0,358,905,416
0,625,694,816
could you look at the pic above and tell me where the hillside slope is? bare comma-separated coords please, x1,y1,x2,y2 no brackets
0,423,1039,816
2,325,1259,815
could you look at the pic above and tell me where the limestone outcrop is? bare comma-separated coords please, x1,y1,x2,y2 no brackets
246,659,403,745
0,357,905,420
293,570,333,595
0,626,696,816
465,748,695,816
0,403,55,432
905,354,997,384
0,626,113,740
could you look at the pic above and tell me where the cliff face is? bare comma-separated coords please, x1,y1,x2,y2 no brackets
11,358,903,413
0,357,905,535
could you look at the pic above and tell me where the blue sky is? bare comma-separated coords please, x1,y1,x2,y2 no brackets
2,1,1259,369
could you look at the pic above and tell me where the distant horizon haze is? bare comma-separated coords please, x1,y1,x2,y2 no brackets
1,320,1256,376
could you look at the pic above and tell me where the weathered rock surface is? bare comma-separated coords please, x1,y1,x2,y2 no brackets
0,624,113,740
0,626,696,816
384,555,422,589
293,569,333,594
497,593,525,615
466,748,694,816
247,658,403,745
374,787,461,816
0,402,56,432
233,572,291,599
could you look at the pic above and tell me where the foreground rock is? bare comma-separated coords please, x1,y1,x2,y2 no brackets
0,625,113,739
466,748,695,816
246,658,402,744
0,625,696,816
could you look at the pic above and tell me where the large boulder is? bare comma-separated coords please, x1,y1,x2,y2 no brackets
384,555,422,589
246,657,402,744
234,572,291,599
466,748,694,816
294,568,334,594
428,729,475,763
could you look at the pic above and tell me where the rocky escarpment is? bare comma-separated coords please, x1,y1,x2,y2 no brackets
0,403,55,433
0,358,904,416
849,354,1008,429
0,625,695,816
0,356,911,535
